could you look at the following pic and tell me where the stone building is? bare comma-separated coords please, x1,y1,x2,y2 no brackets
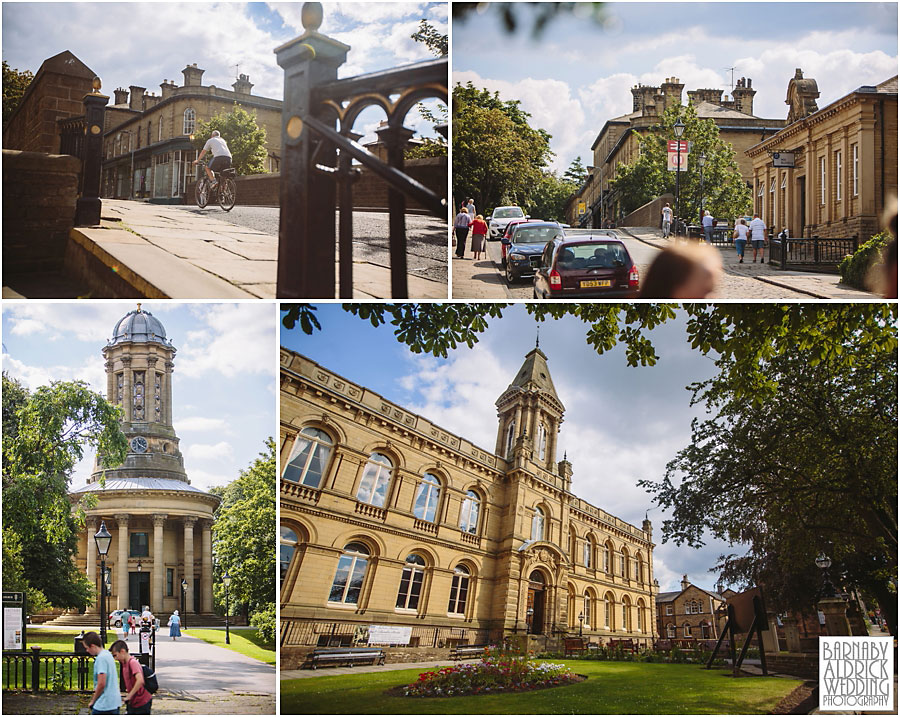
655,575,725,641
746,70,897,239
568,76,786,227
280,345,656,666
101,64,282,202
64,307,220,620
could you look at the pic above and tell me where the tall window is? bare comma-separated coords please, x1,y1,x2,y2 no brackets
835,150,842,201
852,144,859,195
413,473,441,523
622,601,628,630
183,108,195,135
583,594,591,629
637,603,643,632
282,427,333,488
505,421,515,457
604,543,612,572
166,568,174,596
447,564,470,615
356,453,392,507
667,624,676,638
820,156,826,205
604,595,611,628
683,623,692,638
666,604,673,615
459,491,480,534
158,119,163,142
147,122,151,145
583,538,592,568
129,532,149,557
328,542,369,605
536,423,547,460
531,507,545,541
280,526,298,584
395,554,426,610
619,553,625,576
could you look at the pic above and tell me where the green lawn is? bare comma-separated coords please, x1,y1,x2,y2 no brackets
188,628,276,665
281,661,802,714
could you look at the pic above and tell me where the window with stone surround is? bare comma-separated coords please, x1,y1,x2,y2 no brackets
583,593,592,629
395,553,426,611
667,623,675,638
447,564,470,615
183,108,195,135
536,423,547,460
531,506,545,542
505,420,515,457
328,542,369,605
413,473,441,523
683,622,692,637
835,150,842,201
665,603,673,615
129,532,149,557
166,568,173,596
280,525,298,584
459,490,481,534
356,453,392,507
852,144,859,195
283,426,333,489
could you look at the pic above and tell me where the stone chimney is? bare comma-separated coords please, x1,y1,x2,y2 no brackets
182,63,205,87
681,574,690,591
687,88,723,106
114,87,129,106
144,93,160,109
128,85,146,112
232,73,253,95
160,79,177,100
660,76,684,113
732,76,756,116
557,453,573,492
642,515,652,537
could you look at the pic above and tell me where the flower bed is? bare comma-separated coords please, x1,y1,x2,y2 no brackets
397,656,582,697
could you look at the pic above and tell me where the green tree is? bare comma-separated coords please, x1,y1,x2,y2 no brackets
562,156,588,186
3,61,34,127
410,18,448,56
407,18,448,159
452,82,553,213
529,171,578,222
609,102,752,222
212,438,276,622
2,373,127,609
192,103,268,175
453,2,606,36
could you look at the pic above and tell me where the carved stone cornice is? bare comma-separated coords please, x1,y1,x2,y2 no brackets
183,516,198,528
152,514,168,528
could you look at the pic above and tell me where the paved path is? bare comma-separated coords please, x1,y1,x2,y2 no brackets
281,659,450,680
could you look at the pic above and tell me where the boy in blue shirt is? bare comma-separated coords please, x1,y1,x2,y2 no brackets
83,631,122,714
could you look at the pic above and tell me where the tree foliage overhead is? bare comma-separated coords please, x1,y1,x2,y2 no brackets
2,373,127,609
410,18,448,56
452,82,553,213
407,18,448,159
192,103,268,175
608,102,752,222
3,61,34,127
453,2,606,36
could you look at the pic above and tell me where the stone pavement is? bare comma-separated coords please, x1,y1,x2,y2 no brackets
67,200,444,299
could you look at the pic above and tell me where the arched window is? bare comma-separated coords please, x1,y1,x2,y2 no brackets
583,536,593,568
637,601,644,632
158,118,163,142
413,473,441,523
569,530,577,561
283,427,333,488
583,594,592,629
622,597,631,631
531,507,545,541
447,564,470,615
667,623,676,638
604,542,613,573
505,421,515,457
356,453,392,507
395,553,426,611
604,594,612,629
683,623,692,638
183,108,195,135
536,423,547,460
636,554,644,583
279,525,298,584
459,490,480,534
328,542,369,605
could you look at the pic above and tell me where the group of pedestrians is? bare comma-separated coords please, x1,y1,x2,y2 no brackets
82,631,153,715
453,198,488,261
661,203,769,262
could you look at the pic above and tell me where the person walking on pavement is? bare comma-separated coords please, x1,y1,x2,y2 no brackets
111,640,153,715
123,612,131,640
749,213,767,263
168,609,182,641
733,218,749,263
83,631,122,715
661,203,673,238
701,210,714,244
192,130,232,190
466,198,476,220
470,214,488,261
454,204,473,259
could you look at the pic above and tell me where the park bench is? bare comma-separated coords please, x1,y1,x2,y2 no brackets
449,644,487,661
308,647,386,669
609,639,637,654
563,637,586,657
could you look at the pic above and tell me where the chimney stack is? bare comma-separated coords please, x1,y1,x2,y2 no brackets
114,87,129,106
232,73,254,95
160,79,177,100
128,85,146,112
681,575,690,591
182,63,205,87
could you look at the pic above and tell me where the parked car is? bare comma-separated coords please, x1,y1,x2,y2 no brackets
501,221,564,283
533,235,639,298
498,219,542,264
108,609,143,628
488,206,529,239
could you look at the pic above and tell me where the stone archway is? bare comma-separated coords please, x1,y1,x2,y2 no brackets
527,570,546,635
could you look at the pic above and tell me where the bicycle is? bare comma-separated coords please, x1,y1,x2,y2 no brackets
195,160,236,212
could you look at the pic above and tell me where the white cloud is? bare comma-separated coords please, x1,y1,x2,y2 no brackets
2,353,107,395
176,416,230,432
185,441,234,462
3,304,126,343
177,303,274,379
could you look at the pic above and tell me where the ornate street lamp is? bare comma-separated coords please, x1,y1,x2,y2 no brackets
698,153,707,225
673,117,686,232
181,578,188,629
815,553,835,598
526,607,535,634
578,611,584,637
223,571,232,645
94,521,112,645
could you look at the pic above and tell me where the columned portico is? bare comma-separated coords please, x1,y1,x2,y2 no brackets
152,513,167,613
201,520,213,613
115,513,130,610
183,516,197,613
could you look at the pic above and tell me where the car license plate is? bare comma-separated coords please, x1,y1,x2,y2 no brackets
580,280,611,288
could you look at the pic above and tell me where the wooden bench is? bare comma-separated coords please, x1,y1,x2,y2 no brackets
609,639,637,654
564,637,586,657
449,644,487,661
309,647,386,669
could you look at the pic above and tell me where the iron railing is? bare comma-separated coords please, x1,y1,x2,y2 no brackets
3,648,99,692
770,235,858,271
58,116,86,158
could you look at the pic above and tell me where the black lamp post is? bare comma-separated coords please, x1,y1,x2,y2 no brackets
673,117,686,231
698,152,707,225
181,578,188,629
816,552,836,598
223,571,232,644
578,611,584,637
94,521,112,645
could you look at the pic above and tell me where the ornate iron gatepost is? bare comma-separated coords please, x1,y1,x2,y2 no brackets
74,77,108,227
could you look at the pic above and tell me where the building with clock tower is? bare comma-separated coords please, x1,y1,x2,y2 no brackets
66,306,220,621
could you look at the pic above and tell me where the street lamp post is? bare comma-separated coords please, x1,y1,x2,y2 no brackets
673,117,686,232
698,152,707,225
181,578,188,630
578,611,584,637
136,561,142,612
526,607,534,635
223,571,232,645
94,521,112,646
815,553,835,598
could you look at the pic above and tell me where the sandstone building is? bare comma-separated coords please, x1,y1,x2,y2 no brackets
655,575,725,641
746,70,897,239
62,307,220,621
280,345,657,665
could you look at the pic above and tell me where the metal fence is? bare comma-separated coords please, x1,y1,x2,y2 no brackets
769,235,858,270
3,648,97,692
58,116,86,159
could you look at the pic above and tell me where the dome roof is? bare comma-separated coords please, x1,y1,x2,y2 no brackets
108,306,172,348
70,477,215,497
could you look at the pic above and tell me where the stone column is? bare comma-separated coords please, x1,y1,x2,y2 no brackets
547,418,558,467
152,514,166,614
121,359,133,422
105,362,115,403
183,517,197,614
115,514,130,610
819,596,852,636
805,128,815,233
857,118,877,218
85,517,98,613
201,520,213,613
164,361,175,426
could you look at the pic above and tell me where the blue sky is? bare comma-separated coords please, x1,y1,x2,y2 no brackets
3,302,276,492
453,2,898,172
2,2,447,144
281,304,738,594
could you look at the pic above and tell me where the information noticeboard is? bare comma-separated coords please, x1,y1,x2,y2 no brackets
367,625,412,645
773,152,795,168
3,592,25,651
139,629,152,654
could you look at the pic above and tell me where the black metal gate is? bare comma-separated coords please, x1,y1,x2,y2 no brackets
274,2,448,299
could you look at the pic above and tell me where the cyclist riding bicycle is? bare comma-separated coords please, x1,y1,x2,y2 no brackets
192,130,232,190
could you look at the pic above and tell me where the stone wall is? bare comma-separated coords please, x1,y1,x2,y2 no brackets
3,150,81,275
620,193,674,228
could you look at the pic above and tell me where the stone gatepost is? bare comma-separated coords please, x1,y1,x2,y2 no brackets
782,615,803,652
75,79,108,227
818,597,852,636
760,611,781,653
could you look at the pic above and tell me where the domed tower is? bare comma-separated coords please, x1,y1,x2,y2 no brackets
66,306,220,624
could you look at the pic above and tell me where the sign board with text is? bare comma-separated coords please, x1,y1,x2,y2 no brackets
367,625,412,645
667,140,690,171
773,152,795,168
577,201,586,216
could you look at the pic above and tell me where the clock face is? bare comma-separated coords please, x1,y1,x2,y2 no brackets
130,436,148,453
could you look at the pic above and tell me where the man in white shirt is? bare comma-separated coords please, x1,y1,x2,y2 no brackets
192,130,232,188
749,213,768,263
701,210,714,244
661,203,673,238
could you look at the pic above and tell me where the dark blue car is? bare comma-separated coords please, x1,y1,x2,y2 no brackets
501,221,563,284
